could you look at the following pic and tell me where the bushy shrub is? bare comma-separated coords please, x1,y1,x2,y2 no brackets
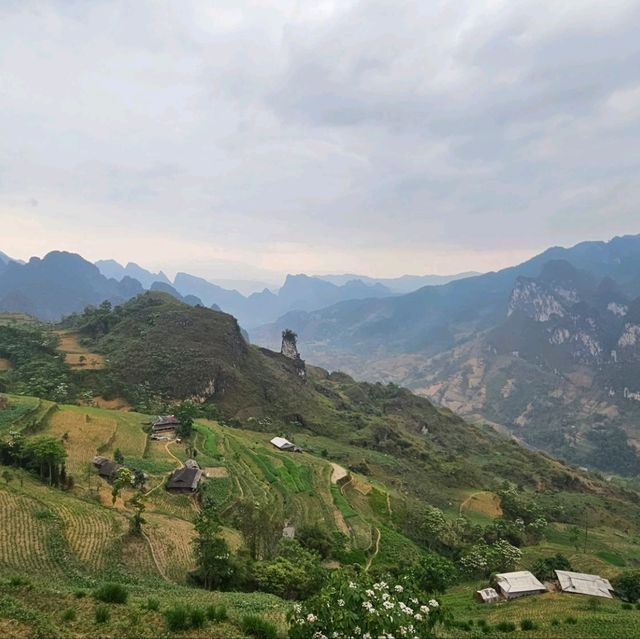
94,582,128,604
74,589,87,599
206,604,228,622
190,607,206,629
8,576,31,587
241,615,278,639
61,608,76,622
612,571,640,602
551,618,560,626
564,616,578,625
495,621,516,633
95,605,110,624
530,553,572,581
164,605,191,632
621,602,633,610
144,597,160,611
520,619,537,631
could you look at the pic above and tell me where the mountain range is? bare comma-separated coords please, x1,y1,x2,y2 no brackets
252,234,640,474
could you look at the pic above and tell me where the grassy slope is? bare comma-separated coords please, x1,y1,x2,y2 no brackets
1,397,640,636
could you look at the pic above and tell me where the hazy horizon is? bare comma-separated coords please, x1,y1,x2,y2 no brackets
2,1,640,280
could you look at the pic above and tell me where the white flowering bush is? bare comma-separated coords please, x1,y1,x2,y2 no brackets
288,573,444,639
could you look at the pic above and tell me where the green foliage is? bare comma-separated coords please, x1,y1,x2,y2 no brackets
206,604,228,622
612,571,640,602
621,602,633,610
175,400,197,438
252,539,325,600
411,552,458,594
296,523,336,560
288,572,444,639
94,605,110,624
564,616,578,625
458,540,522,577
530,553,572,580
93,582,129,604
144,597,160,612
61,607,76,622
235,499,284,561
520,618,537,631
192,502,235,589
164,605,191,632
495,620,517,632
241,614,278,639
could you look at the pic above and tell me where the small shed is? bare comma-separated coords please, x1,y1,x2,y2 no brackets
495,571,546,599
555,570,613,598
282,525,296,539
152,415,180,433
167,467,202,493
270,436,302,452
184,459,200,470
476,587,500,604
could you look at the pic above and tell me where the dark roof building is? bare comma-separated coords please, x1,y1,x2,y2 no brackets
167,467,202,492
152,415,180,432
94,458,122,481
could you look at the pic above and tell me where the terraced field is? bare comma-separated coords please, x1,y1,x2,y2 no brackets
55,331,105,370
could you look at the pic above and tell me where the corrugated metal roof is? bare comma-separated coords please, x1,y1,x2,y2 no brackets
495,571,546,594
270,436,294,449
555,570,613,598
476,587,500,602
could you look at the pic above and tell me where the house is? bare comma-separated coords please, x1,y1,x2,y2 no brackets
93,457,122,481
151,415,180,433
555,570,614,598
475,587,500,604
166,467,202,493
184,459,200,470
270,436,302,452
495,571,546,599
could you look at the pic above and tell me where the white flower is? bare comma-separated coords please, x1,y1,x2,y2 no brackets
383,600,395,609
394,585,404,592
337,599,345,607
293,603,302,613
382,593,390,601
420,605,430,614
428,599,439,608
363,634,372,639
349,581,357,589
410,598,419,605
366,589,375,597
306,613,317,623
354,627,361,636
414,613,423,621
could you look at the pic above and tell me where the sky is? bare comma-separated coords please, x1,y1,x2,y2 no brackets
1,0,640,282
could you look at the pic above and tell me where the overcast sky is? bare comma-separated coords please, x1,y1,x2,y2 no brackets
1,1,640,281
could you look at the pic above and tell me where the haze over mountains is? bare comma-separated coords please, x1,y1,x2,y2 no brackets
253,234,640,474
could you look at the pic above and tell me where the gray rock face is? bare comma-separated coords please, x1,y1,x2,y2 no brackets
508,278,567,322
281,329,306,378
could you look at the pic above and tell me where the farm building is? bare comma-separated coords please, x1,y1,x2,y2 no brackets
270,436,302,452
92,457,122,481
495,571,546,599
475,587,500,604
151,415,180,433
167,467,202,493
555,570,614,598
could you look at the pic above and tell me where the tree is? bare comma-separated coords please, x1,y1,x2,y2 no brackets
175,400,197,438
253,540,325,600
530,554,572,581
111,467,134,505
236,500,284,561
297,524,333,559
1,469,13,485
192,503,234,589
612,571,640,602
128,491,146,535
113,448,124,464
412,552,458,594
568,525,581,552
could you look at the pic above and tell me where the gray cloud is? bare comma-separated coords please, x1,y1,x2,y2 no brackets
1,0,639,279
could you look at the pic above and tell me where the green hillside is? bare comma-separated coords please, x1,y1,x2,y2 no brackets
2,296,640,637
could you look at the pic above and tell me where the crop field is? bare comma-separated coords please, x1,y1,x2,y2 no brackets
143,513,197,582
0,489,66,579
54,331,105,370
0,396,42,434
443,587,640,638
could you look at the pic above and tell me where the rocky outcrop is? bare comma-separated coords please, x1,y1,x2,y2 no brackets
281,329,306,378
508,278,566,322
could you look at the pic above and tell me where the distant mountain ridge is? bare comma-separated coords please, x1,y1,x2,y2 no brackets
318,271,480,293
252,234,640,473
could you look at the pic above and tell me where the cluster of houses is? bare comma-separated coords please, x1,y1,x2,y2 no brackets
477,569,614,603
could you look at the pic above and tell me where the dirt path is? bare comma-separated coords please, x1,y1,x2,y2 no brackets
365,527,381,572
165,441,183,468
386,492,392,516
330,462,349,484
